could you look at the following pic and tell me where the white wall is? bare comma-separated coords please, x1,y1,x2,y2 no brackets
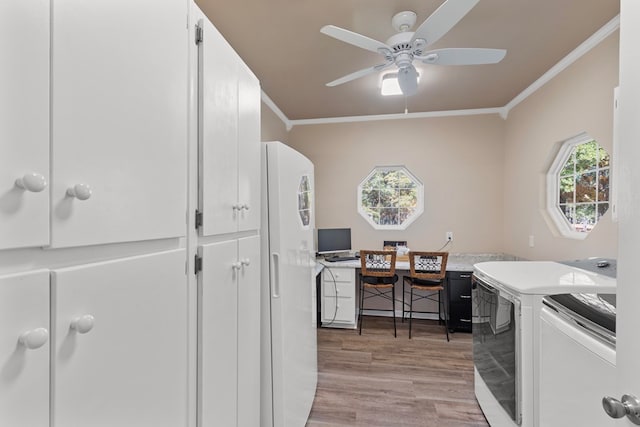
287,115,506,254
502,32,619,260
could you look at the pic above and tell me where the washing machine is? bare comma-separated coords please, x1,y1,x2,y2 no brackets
473,259,617,427
538,258,617,427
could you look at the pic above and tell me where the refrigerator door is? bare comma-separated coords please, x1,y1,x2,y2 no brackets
265,141,317,427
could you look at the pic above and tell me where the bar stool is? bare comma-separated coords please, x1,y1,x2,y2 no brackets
402,251,449,340
358,250,398,337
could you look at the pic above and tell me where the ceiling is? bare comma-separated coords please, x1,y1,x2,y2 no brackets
195,0,619,121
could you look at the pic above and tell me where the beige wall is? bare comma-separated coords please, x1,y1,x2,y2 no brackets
263,32,619,261
261,101,289,143
502,32,619,260
287,115,506,254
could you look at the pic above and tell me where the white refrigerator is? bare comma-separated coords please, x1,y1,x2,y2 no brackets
261,141,318,427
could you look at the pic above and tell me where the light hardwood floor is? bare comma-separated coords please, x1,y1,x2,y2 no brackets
306,316,489,427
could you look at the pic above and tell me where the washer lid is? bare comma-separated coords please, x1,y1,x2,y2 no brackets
546,293,616,335
473,261,617,295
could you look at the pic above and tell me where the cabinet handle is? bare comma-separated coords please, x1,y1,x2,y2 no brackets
19,327,49,349
232,262,242,271
15,172,48,192
71,314,95,334
272,252,280,298
460,295,472,299
241,258,250,267
460,318,472,323
242,204,250,211
459,274,472,278
66,183,92,200
232,204,242,211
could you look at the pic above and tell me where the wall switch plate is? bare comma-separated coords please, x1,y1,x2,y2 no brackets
529,235,535,247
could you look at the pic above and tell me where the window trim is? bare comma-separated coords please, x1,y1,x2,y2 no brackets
545,132,609,240
357,165,424,230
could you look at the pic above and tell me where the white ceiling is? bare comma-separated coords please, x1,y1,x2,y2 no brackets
196,0,619,121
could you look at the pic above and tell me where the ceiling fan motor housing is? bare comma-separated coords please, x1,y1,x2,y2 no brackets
386,32,426,58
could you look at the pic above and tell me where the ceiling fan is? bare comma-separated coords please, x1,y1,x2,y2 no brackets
320,0,506,96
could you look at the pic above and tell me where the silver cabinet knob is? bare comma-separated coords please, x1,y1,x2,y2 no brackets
603,395,640,425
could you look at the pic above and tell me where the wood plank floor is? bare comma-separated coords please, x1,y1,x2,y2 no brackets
306,316,489,427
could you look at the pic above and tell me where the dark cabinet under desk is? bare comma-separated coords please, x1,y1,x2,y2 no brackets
444,271,473,332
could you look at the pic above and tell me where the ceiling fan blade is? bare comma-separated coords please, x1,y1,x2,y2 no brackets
397,66,419,97
321,25,391,54
326,62,393,87
418,48,507,65
411,0,480,47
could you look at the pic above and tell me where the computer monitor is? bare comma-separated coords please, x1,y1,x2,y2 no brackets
317,228,352,255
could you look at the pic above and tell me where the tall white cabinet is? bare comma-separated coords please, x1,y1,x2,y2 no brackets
198,15,261,236
0,1,263,426
195,8,262,427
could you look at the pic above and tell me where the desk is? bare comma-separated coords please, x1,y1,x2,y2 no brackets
317,254,515,329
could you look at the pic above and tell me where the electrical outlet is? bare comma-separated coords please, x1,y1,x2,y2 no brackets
446,231,453,241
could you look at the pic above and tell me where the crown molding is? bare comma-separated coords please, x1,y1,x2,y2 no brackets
288,107,503,126
261,90,293,131
261,14,620,128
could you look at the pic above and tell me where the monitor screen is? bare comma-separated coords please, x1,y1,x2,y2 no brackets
317,228,352,255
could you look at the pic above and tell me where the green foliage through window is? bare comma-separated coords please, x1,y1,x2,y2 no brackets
358,167,423,229
557,140,609,233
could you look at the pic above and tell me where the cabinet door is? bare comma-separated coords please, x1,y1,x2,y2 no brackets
199,241,238,426
237,236,260,427
198,17,239,236
237,63,261,232
0,270,49,427
50,0,188,248
447,272,473,331
0,0,50,250
51,250,188,427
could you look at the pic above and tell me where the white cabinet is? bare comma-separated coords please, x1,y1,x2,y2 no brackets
1,0,188,250
199,235,260,427
0,270,50,427
51,250,188,427
198,17,261,236
49,0,188,248
0,0,50,250
321,267,357,328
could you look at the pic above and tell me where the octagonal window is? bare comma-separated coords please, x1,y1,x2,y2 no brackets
358,166,424,230
546,134,610,239
298,175,312,227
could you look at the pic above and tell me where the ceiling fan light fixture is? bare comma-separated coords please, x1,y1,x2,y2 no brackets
380,73,402,96
381,71,420,96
